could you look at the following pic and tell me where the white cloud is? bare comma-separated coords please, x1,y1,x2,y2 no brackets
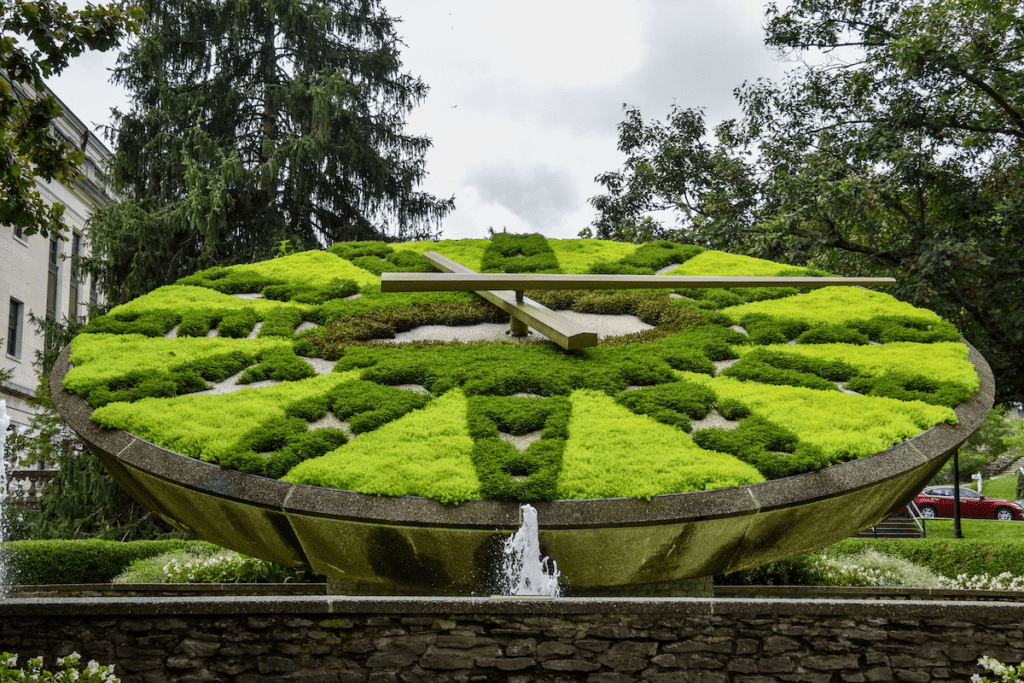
45,0,791,242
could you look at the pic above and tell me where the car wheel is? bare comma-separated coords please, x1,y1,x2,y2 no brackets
920,505,937,519
995,508,1015,521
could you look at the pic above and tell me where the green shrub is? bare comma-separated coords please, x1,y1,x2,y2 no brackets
259,306,305,338
0,652,119,683
846,371,975,408
604,240,704,273
120,548,311,585
177,265,281,294
480,233,560,273
797,324,870,345
328,240,393,260
827,538,1024,579
262,277,360,304
283,389,480,504
615,381,716,431
330,380,432,433
467,396,570,501
3,539,207,584
237,347,316,384
82,309,180,337
556,389,764,498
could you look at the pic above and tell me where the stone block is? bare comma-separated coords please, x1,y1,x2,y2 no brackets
598,641,658,672
319,619,356,630
576,639,611,653
779,671,833,683
542,659,601,672
695,672,729,683
894,670,930,683
802,654,861,671
728,659,759,674
258,656,296,674
644,673,690,683
179,638,221,659
419,645,500,670
735,639,758,655
651,654,678,668
764,635,801,655
759,656,797,674
865,667,895,682
434,635,496,649
536,641,576,660
507,638,537,657
475,657,536,671
947,647,978,663
367,653,419,668
587,673,633,683
842,674,866,683
166,655,197,670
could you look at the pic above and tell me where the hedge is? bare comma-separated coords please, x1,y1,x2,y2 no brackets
2,539,209,585
827,538,1024,580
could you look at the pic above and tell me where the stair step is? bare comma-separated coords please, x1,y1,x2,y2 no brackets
853,515,921,539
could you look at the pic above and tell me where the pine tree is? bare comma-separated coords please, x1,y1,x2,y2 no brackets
88,0,452,304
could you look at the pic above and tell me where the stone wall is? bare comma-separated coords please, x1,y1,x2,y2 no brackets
0,596,1020,683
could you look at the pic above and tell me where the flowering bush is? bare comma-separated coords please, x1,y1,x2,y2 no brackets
939,573,1024,591
161,552,301,584
0,652,118,682
810,550,943,588
973,656,1024,683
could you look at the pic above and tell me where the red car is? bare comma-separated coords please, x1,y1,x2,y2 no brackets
913,486,1024,521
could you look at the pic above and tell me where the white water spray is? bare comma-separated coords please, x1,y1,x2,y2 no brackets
0,400,9,592
500,504,560,597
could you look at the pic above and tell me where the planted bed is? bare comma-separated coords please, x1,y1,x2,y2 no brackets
52,236,994,595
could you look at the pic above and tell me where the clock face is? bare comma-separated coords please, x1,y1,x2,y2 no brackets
65,237,978,505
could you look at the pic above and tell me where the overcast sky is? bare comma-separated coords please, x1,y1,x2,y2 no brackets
46,0,791,241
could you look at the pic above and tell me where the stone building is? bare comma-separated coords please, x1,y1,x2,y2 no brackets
2,86,112,438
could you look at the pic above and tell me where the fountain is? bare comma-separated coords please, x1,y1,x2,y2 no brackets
500,504,560,597
0,400,9,590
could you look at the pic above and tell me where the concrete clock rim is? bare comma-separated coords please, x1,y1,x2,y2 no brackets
50,336,994,531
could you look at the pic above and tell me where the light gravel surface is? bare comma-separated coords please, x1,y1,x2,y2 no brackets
689,408,740,434
303,358,336,375
375,313,653,345
498,430,543,452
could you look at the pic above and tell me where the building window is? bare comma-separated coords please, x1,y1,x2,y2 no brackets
7,299,23,358
12,225,24,241
69,232,81,320
46,233,60,348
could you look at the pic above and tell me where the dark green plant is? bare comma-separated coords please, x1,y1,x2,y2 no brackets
479,233,560,273
22,455,190,542
715,554,824,586
85,0,453,306
588,241,704,274
467,396,570,502
587,0,1024,405
0,0,140,238
3,539,206,584
615,381,716,432
828,538,1024,580
693,414,831,479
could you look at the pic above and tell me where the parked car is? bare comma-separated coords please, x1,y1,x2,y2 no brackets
913,486,1024,521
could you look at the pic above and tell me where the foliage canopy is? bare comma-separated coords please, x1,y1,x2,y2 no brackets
586,0,1024,404
0,0,140,238
86,0,452,305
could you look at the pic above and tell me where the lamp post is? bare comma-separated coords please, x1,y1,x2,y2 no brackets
953,448,963,539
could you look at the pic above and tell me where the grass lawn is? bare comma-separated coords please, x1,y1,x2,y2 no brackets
982,475,1020,502
922,518,1024,541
